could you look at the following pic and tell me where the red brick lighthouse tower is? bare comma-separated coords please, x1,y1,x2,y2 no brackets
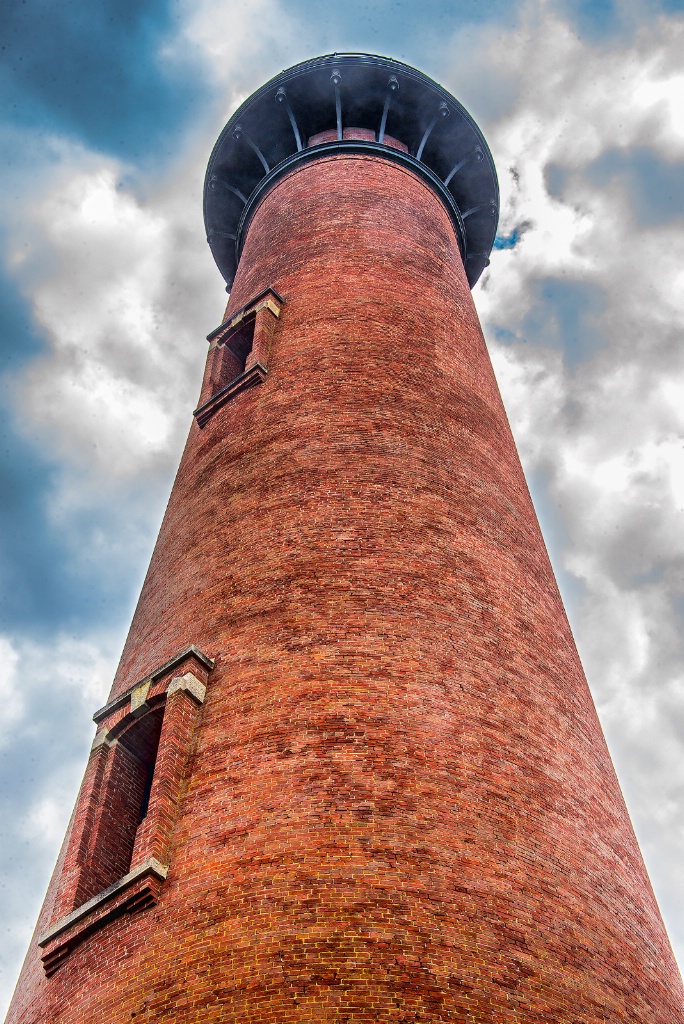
7,54,684,1023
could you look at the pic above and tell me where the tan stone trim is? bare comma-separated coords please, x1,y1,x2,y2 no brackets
206,286,284,343
90,729,115,753
166,671,206,705
93,645,214,723
130,678,152,718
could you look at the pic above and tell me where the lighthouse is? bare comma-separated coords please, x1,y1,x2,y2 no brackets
7,53,684,1023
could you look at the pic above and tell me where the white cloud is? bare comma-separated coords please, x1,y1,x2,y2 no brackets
6,153,219,483
0,631,120,1015
0,4,310,1009
4,0,317,492
460,1,684,967
164,0,314,118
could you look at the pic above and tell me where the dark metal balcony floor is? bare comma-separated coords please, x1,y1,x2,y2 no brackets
204,53,499,290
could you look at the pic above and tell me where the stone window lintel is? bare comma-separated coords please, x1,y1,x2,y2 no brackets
92,645,214,725
206,286,284,346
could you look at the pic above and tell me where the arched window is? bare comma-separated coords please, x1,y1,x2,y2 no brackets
217,316,256,386
194,288,283,428
78,706,164,903
39,649,213,975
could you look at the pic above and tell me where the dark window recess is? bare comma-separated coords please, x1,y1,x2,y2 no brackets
218,317,255,388
79,708,164,903
138,738,159,823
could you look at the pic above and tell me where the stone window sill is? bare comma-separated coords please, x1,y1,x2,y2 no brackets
38,858,168,975
194,361,267,428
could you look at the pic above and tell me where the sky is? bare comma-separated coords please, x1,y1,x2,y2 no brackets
1,0,684,1013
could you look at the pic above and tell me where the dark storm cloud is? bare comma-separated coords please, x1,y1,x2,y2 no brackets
0,0,208,160
585,147,684,227
0,407,166,639
0,265,163,636
547,149,684,229
0,271,81,631
520,278,607,366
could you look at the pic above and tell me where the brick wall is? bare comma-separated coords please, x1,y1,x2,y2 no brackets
8,153,684,1022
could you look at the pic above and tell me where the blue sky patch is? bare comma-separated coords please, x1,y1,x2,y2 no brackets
494,228,520,250
558,0,684,40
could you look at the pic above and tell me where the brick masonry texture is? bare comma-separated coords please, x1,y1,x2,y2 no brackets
7,153,684,1023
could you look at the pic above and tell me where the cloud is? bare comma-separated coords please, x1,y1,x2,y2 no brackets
0,125,230,653
6,145,214,482
0,632,119,1008
0,3,300,1009
3,0,321,490
457,1,684,963
0,0,208,160
0,638,23,747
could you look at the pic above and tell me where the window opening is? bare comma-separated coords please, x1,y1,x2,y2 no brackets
195,288,283,427
219,316,255,387
138,739,159,823
80,707,164,902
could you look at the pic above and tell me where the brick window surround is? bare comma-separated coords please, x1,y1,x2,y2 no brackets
38,646,214,975
194,287,284,428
